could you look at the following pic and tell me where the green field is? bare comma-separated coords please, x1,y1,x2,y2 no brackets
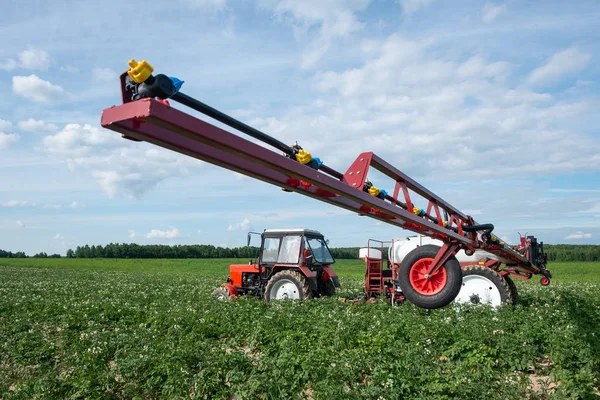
1,259,599,399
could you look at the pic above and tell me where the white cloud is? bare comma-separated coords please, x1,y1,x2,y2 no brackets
12,75,65,102
43,123,202,198
247,34,600,182
399,0,433,16
2,200,36,207
528,47,592,86
91,67,117,82
262,0,370,68
145,227,182,239
18,49,51,70
53,233,63,240
0,133,20,149
482,3,506,23
0,58,18,71
227,218,251,231
565,232,592,239
60,65,79,73
16,220,25,228
1,49,51,71
41,201,84,209
43,123,123,156
0,119,13,132
128,229,137,238
18,118,58,133
69,201,85,209
189,0,226,9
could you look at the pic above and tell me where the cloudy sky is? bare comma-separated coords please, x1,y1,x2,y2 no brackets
1,0,599,255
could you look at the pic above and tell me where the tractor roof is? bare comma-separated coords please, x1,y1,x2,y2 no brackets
263,228,324,236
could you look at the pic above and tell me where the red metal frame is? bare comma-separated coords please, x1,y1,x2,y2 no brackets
101,95,545,279
362,239,398,298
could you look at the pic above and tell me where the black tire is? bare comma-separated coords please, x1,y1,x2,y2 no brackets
457,266,514,306
318,279,336,297
212,287,230,302
398,244,462,309
504,275,518,306
264,270,312,303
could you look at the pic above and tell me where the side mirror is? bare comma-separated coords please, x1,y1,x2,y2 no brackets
247,232,252,247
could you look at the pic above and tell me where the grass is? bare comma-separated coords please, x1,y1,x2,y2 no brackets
1,259,599,399
2,258,598,282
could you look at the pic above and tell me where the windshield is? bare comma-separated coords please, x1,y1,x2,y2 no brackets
306,237,335,264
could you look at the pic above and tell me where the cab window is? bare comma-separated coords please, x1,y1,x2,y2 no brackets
276,235,302,264
261,237,281,263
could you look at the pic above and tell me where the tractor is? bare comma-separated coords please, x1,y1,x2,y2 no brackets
212,229,340,303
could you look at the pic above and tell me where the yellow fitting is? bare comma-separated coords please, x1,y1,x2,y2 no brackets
499,241,505,245
295,149,312,165
127,59,154,83
491,235,497,242
443,221,448,227
413,207,420,215
368,186,380,197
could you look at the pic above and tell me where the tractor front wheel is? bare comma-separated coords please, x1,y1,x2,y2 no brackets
398,244,462,309
212,287,231,302
264,270,312,303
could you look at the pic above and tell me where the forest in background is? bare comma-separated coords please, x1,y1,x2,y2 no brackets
1,243,600,262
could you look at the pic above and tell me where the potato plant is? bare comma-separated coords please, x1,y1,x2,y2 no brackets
1,260,599,399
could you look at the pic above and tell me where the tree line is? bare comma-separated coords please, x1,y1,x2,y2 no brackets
65,244,368,260
1,244,600,262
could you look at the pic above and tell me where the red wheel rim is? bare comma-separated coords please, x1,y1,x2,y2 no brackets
541,277,549,286
409,258,447,295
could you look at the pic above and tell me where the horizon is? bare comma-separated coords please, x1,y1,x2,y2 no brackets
1,0,600,255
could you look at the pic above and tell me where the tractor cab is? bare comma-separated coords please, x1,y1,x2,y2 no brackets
213,228,340,302
259,229,335,268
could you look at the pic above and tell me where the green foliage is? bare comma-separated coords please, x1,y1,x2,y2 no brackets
3,244,600,261
0,259,599,398
0,249,27,258
545,244,600,262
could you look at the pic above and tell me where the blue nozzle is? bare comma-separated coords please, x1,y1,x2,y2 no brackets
169,77,184,94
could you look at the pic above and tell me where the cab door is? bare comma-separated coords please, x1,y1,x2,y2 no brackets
259,236,282,273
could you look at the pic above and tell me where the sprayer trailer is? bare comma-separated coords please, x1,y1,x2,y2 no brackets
362,234,548,308
212,229,340,303
100,59,551,309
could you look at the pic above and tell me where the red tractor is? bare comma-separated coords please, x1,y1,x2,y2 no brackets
212,229,340,303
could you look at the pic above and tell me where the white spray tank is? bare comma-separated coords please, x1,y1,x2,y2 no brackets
388,235,507,265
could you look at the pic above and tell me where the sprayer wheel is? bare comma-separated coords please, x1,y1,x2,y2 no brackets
504,275,518,306
398,244,462,309
454,266,514,307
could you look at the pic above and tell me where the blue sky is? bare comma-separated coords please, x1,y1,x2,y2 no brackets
1,0,599,255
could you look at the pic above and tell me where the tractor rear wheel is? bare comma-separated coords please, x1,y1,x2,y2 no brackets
454,266,514,307
265,270,312,303
398,244,462,309
318,279,336,297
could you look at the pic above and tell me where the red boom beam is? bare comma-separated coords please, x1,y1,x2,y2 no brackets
101,97,542,277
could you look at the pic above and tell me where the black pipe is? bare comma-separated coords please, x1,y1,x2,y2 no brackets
462,223,494,233
129,73,343,179
172,92,294,156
